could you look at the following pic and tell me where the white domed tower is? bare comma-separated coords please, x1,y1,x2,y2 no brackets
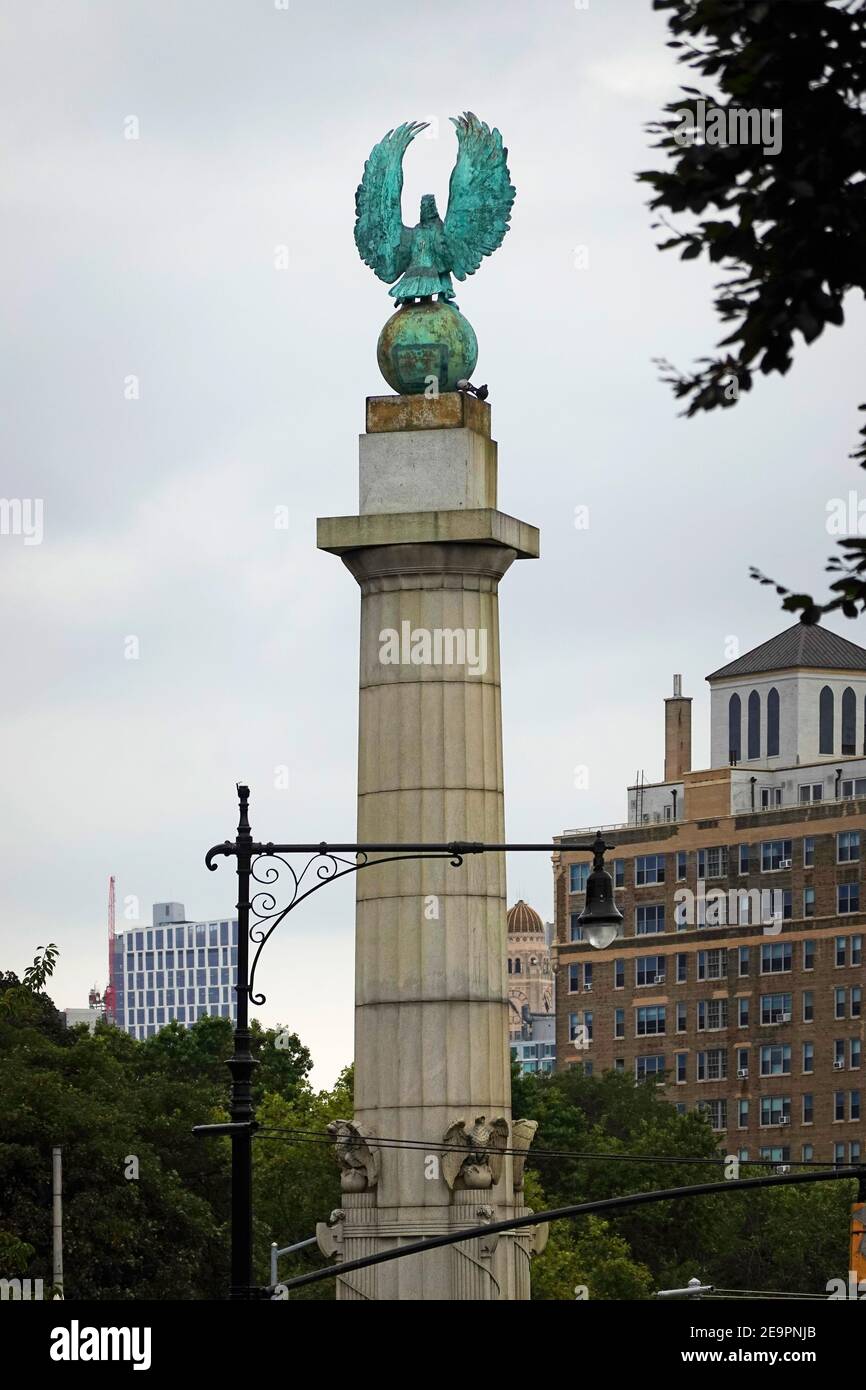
506,900,553,1039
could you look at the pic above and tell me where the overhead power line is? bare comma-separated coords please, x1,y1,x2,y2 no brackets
253,1125,847,1170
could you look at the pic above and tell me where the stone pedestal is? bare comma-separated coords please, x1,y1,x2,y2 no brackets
317,392,539,1300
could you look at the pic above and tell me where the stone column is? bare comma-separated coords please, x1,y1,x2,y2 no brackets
318,392,538,1300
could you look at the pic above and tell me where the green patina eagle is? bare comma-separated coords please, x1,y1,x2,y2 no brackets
354,113,515,304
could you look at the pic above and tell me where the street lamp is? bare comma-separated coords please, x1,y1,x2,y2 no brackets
574,831,624,950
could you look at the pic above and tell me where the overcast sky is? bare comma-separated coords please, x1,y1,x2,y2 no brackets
3,0,864,1084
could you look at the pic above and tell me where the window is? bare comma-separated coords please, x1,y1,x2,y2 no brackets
842,686,856,755
748,690,761,758
803,887,816,918
737,1047,749,1073
570,862,590,893
767,687,780,756
636,1005,666,1036
698,998,728,1031
803,990,814,1023
583,963,593,990
614,859,625,888
614,1008,624,1039
760,1096,791,1126
852,1090,861,1121
838,883,860,914
760,1044,791,1076
852,1039,862,1069
781,889,793,920
697,845,728,880
803,939,815,971
842,777,866,798
819,685,834,755
676,1001,687,1032
761,942,792,974
636,854,665,886
614,1058,624,1073
835,987,846,1020
701,1098,727,1131
738,946,750,977
513,958,522,975
636,904,665,935
763,786,782,808
636,1054,665,1081
697,948,728,981
676,1053,687,1083
674,897,689,931
835,1091,845,1122
803,836,815,868
836,936,848,967
614,958,624,989
798,783,823,803
853,986,862,1018
738,1098,749,1128
802,1144,813,1162
802,1041,814,1073
636,955,666,987
728,694,741,762
676,952,688,983
760,993,792,1025
697,1048,727,1081
802,1093,814,1125
852,934,862,966
838,831,861,864
761,840,792,872
568,964,579,992
834,1143,846,1168
738,998,749,1027
761,1145,789,1167
570,913,583,942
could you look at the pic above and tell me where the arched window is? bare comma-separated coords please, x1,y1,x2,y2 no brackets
747,690,761,759
819,686,834,755
767,687,780,757
842,687,856,755
728,693,742,763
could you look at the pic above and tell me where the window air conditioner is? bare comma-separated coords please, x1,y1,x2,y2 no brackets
584,983,593,992
780,1013,791,1023
656,974,666,985
776,1164,791,1175
780,1116,791,1126
834,1059,846,1070
780,859,792,869
737,1068,749,1079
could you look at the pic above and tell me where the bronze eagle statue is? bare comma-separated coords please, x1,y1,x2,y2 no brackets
354,113,516,305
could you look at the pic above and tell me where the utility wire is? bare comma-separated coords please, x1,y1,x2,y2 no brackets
253,1125,843,1170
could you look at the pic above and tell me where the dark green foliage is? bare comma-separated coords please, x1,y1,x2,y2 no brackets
516,1065,854,1297
640,0,866,621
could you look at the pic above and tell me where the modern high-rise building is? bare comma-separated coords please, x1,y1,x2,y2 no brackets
555,624,865,1167
113,901,239,1040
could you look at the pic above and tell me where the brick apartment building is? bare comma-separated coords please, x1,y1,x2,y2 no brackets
555,624,865,1167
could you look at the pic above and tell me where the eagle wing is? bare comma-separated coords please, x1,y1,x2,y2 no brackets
442,1119,467,1191
354,121,427,284
443,113,515,282
487,1117,510,1185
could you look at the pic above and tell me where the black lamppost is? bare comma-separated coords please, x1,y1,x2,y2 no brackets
194,783,617,1300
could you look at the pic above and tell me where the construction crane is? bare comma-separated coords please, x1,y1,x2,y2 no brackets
103,875,117,1024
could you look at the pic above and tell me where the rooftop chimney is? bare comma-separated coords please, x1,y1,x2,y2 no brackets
664,674,692,782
